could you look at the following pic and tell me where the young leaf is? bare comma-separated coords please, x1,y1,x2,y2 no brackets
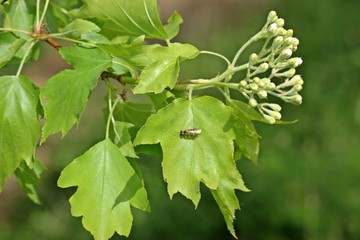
80,0,178,40
3,0,33,38
164,11,183,40
0,32,26,68
41,46,112,141
15,158,46,204
133,43,200,94
58,138,150,239
0,75,40,191
134,96,248,206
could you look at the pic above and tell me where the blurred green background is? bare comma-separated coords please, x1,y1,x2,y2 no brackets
1,0,360,239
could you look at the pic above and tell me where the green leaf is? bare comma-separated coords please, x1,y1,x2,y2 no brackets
133,43,200,94
0,75,40,191
0,32,25,68
41,46,112,141
211,179,245,239
58,138,150,239
4,0,33,38
80,0,176,40
112,121,138,158
164,11,183,40
63,18,101,39
15,158,45,204
231,100,260,164
98,41,157,69
134,96,248,206
112,101,154,129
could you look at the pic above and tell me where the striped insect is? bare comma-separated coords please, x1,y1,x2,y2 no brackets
179,128,202,140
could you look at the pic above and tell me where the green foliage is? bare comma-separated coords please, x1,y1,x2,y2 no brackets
0,0,304,239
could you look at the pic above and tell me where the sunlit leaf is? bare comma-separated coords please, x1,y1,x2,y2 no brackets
133,43,200,94
58,138,150,239
134,96,248,206
41,46,112,141
0,75,40,191
80,0,180,40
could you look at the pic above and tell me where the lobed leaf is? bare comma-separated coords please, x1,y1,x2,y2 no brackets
80,0,181,40
0,75,40,191
58,138,150,240
133,43,200,94
41,46,112,141
134,96,248,206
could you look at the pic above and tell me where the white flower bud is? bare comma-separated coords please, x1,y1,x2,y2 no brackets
239,80,247,87
293,84,303,91
268,23,278,34
292,75,304,85
294,95,302,104
267,11,278,23
278,68,296,78
257,90,268,99
273,36,284,47
266,103,282,112
291,37,299,46
249,53,258,64
265,82,276,90
262,78,271,84
250,83,258,91
276,28,287,36
271,111,282,120
280,49,293,59
276,18,285,27
285,29,293,37
284,37,294,45
264,115,276,124
288,57,303,67
253,77,260,84
259,62,269,72
249,98,258,107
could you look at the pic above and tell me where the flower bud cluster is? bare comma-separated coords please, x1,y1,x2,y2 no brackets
239,11,304,123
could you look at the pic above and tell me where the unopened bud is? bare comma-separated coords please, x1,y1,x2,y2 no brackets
285,29,293,37
281,49,293,59
288,94,302,105
257,90,268,99
250,83,258,91
249,98,258,107
259,62,269,72
294,84,303,91
276,18,285,27
249,53,258,64
288,57,303,67
276,28,287,36
267,11,278,23
273,36,284,47
291,37,299,46
271,111,282,120
265,82,276,90
239,80,247,87
253,77,260,84
268,23,278,34
264,115,276,124
292,75,304,85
